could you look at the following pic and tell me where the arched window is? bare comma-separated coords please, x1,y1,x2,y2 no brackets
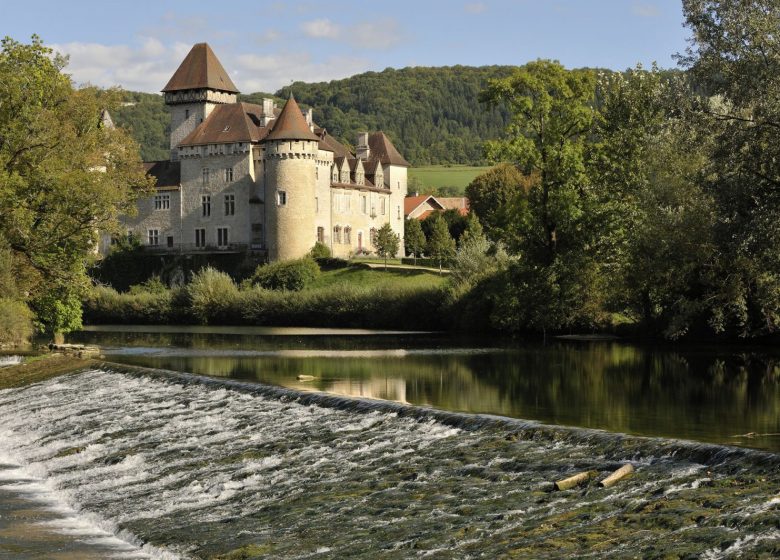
333,225,341,244
344,226,352,245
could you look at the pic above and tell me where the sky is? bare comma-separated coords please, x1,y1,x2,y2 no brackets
3,0,690,94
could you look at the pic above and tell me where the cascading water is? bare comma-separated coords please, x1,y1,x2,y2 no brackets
0,355,22,368
0,366,778,559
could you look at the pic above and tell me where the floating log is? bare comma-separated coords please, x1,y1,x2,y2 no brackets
599,464,634,488
554,471,590,491
296,375,316,381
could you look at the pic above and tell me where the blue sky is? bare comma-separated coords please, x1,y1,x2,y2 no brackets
3,0,689,93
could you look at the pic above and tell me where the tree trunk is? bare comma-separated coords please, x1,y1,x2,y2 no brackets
554,471,589,491
599,464,634,488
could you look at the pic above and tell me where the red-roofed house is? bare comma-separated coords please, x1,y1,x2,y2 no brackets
404,195,469,220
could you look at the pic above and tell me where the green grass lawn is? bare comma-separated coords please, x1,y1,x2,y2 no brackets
408,165,491,194
311,266,447,290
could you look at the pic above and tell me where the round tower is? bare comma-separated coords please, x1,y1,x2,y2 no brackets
263,95,321,262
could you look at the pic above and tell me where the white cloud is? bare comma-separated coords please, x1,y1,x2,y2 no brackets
632,2,660,17
301,18,342,40
51,38,181,91
235,52,370,92
52,36,375,94
350,19,403,50
301,17,403,50
465,2,487,14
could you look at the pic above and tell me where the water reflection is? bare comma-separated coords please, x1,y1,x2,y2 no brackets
71,328,780,451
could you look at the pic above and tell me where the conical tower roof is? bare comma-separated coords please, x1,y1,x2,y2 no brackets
264,94,320,142
162,43,239,93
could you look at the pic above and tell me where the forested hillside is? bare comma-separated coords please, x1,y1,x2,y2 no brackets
114,65,517,165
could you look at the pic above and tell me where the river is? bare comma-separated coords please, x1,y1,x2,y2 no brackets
0,326,778,558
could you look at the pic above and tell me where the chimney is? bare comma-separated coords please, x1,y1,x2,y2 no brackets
261,98,275,126
305,108,314,131
356,132,370,160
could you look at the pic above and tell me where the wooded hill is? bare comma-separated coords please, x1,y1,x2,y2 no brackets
113,65,517,165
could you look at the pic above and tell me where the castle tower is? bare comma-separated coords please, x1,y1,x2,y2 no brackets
162,43,239,161
262,94,321,262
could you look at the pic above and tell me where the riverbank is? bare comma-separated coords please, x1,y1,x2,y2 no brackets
83,267,449,330
0,354,94,390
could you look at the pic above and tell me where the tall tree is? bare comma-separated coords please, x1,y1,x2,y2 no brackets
479,60,603,331
480,60,596,264
465,163,533,249
373,223,400,270
426,214,456,273
0,36,152,336
678,0,780,337
404,218,426,264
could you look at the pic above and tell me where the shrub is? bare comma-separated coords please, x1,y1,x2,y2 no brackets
31,291,83,335
187,267,239,324
314,257,349,271
128,275,167,295
82,285,181,324
0,299,34,346
251,257,320,291
309,242,331,259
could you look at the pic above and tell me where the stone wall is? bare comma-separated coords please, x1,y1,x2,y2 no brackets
179,148,254,248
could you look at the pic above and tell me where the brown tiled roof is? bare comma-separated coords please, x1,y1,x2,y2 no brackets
162,43,239,93
334,156,348,169
318,131,351,158
362,159,381,175
179,102,268,146
368,132,410,167
437,197,470,211
144,160,181,187
404,195,443,215
263,95,319,142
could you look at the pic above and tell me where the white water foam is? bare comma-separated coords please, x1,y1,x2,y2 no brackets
0,354,22,367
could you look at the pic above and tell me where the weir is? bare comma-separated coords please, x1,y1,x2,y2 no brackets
0,365,778,559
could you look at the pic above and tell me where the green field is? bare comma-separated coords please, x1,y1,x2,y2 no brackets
408,165,490,194
310,266,446,290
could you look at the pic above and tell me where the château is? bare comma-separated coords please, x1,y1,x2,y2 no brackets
120,43,409,261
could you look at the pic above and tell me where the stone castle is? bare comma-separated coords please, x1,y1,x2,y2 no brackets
121,43,409,261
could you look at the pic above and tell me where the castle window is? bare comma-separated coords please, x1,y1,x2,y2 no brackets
154,194,170,210
185,109,190,119
148,229,159,246
224,167,233,182
277,191,287,206
195,228,206,248
370,227,377,247
340,194,348,213
345,195,351,211
316,167,319,180
202,167,210,185
344,226,352,245
380,198,386,215
224,194,235,216
316,197,319,213
361,196,367,214
317,226,324,243
333,225,342,243
397,205,401,220
217,227,229,248
202,195,211,217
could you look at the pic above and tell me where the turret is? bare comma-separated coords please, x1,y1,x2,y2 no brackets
163,43,239,161
262,94,321,261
